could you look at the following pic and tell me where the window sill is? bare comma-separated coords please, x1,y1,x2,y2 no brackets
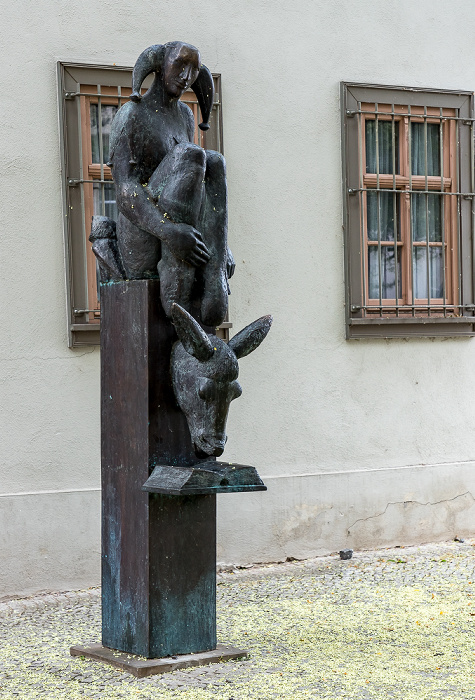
70,323,101,347
348,316,475,338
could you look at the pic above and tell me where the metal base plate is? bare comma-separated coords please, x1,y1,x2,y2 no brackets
70,643,248,678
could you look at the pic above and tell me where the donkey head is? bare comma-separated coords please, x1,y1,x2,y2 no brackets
170,304,272,458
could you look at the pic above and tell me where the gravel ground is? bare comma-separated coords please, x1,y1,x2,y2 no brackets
1,540,475,699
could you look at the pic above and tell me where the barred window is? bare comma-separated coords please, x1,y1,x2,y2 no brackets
58,63,227,347
342,83,475,338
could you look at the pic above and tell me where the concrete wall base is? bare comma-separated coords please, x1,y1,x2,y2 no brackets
217,460,475,565
2,460,474,597
0,489,100,598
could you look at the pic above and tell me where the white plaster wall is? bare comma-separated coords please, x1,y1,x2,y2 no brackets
1,0,475,595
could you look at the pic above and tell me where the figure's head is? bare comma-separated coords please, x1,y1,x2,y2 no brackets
130,42,214,130
163,42,201,98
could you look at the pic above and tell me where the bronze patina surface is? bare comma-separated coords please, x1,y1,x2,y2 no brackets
85,42,272,664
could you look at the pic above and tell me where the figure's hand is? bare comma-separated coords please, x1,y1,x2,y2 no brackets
226,247,235,278
165,224,211,266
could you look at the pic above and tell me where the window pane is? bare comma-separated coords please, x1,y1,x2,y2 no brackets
413,247,444,299
368,246,401,299
93,182,118,220
367,191,400,241
90,104,118,163
366,120,399,174
411,193,442,242
411,122,440,176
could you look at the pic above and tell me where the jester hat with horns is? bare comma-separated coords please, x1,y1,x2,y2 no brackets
130,42,214,131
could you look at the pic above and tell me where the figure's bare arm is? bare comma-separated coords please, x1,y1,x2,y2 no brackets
111,126,210,267
180,102,196,142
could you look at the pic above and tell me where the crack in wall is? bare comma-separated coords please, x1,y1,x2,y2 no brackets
347,491,475,535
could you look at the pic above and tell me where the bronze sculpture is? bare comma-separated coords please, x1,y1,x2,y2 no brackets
81,42,273,666
91,41,272,458
92,41,234,327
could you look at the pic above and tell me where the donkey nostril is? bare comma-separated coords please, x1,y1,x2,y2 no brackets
220,478,229,486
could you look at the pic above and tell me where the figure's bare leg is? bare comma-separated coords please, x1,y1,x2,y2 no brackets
116,212,161,279
199,151,229,327
148,143,206,316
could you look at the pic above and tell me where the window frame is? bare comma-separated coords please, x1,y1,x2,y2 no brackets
341,82,475,339
58,62,227,347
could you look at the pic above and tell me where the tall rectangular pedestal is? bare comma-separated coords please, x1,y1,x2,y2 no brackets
100,280,216,658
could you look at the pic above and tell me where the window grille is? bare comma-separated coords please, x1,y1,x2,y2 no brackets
342,83,475,338
58,63,227,347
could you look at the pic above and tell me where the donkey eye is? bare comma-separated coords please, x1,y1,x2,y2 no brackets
198,377,215,400
229,381,242,400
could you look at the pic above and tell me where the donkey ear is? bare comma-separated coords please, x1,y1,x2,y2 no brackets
171,303,214,362
228,315,273,359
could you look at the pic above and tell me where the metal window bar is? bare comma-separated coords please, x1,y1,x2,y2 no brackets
65,89,221,108
197,103,202,148
392,104,399,314
423,108,431,312
374,104,383,307
115,85,122,305
116,86,122,246
350,187,472,197
472,115,475,311
456,114,462,311
344,85,475,332
358,102,367,312
355,107,472,319
347,108,474,122
366,111,473,317
439,108,447,315
76,80,89,317
216,104,222,153
407,106,415,316
70,178,113,185
355,303,464,311
96,84,106,317
97,84,105,217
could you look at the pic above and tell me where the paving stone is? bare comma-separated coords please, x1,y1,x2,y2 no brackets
2,540,475,697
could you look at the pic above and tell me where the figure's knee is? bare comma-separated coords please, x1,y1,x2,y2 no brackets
173,142,206,169
205,150,226,179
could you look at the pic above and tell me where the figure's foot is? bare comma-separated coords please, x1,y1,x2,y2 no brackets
89,216,126,282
